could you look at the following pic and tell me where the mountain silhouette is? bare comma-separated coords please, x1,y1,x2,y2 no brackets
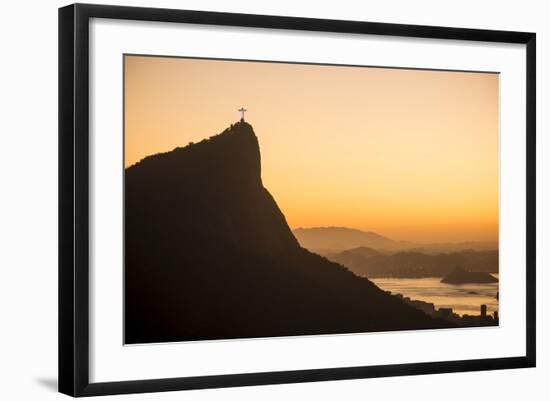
293,227,400,254
293,227,498,255
125,122,453,344
326,248,499,278
441,266,499,284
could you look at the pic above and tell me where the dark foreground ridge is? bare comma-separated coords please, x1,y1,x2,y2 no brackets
125,122,454,344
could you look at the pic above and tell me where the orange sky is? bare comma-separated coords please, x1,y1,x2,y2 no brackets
124,55,499,243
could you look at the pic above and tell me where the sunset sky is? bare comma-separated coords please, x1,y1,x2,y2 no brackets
124,55,499,243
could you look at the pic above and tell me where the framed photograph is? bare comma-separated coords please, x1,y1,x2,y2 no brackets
58,3,536,397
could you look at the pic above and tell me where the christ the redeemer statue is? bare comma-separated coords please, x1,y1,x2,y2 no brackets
238,107,247,122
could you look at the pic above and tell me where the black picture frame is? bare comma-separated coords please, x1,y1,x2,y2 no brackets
59,3,536,397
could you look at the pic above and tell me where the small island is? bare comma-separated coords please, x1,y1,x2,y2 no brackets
441,266,498,284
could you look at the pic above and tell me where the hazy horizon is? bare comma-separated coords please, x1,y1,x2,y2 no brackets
125,55,499,243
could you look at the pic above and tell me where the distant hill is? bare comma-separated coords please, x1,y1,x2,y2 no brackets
326,247,499,278
125,122,453,344
408,242,500,254
293,227,498,255
335,246,385,259
292,227,403,254
441,267,499,284
324,246,384,272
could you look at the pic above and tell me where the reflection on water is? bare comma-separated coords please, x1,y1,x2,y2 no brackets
370,276,499,316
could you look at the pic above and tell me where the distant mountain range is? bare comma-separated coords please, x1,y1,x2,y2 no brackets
325,246,498,278
293,227,498,255
292,227,400,254
124,122,453,344
441,267,498,284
